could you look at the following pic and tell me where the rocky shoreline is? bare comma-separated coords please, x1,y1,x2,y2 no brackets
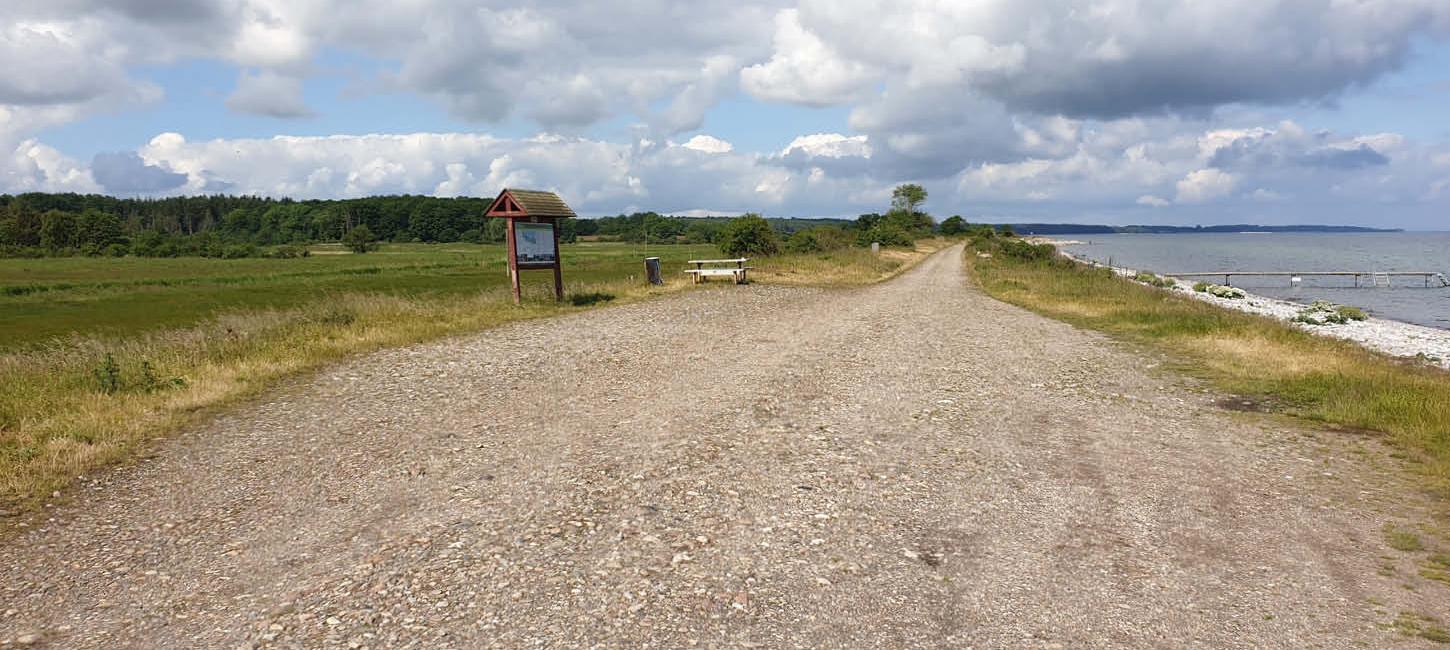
1057,249,1450,370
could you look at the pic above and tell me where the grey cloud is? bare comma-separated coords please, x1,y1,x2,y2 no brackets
794,0,1450,120
1299,145,1390,170
100,0,229,24
1208,131,1393,171
847,87,1023,179
90,152,187,194
0,27,133,105
225,70,315,118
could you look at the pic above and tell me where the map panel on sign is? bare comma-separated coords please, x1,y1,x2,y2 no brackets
516,222,556,264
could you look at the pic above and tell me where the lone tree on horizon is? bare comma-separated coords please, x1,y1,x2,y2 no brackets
891,183,927,216
343,224,379,253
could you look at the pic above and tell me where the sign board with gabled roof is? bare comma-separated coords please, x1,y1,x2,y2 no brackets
485,188,574,304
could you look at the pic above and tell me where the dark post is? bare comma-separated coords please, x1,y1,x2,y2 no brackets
551,219,564,301
644,257,663,285
505,218,521,305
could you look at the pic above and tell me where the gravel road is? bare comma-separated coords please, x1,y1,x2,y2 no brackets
2,245,1446,648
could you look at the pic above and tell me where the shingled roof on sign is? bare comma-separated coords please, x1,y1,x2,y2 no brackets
485,189,577,218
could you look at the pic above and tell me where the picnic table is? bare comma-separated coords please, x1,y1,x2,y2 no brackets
684,258,753,284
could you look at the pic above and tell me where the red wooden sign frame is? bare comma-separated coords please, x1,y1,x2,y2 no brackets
486,189,565,304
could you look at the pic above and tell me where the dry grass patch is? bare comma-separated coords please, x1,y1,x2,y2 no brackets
0,278,691,512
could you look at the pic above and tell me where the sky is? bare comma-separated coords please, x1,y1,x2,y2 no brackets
3,1,1450,228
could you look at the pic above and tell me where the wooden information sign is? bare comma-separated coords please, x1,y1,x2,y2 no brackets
484,188,577,304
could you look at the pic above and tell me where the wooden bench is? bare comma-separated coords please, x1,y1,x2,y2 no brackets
684,258,753,284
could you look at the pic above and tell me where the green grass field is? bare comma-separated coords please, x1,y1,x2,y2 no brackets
0,240,938,512
0,242,716,348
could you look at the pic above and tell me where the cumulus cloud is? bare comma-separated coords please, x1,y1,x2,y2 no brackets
781,133,871,159
90,152,188,194
2,0,1450,226
788,0,1450,118
3,140,100,193
0,22,135,106
741,9,876,106
1174,169,1238,204
680,135,734,154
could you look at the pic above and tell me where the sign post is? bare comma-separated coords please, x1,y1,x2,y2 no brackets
484,189,577,305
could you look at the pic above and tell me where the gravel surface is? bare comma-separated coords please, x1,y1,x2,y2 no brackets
2,245,1447,648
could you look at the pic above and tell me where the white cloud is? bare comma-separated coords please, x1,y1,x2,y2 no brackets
781,133,871,159
741,8,876,106
681,135,734,154
1137,195,1169,207
2,0,1450,226
4,139,100,193
1175,168,1239,204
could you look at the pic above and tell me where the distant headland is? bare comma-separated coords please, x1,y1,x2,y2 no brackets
1001,224,1400,235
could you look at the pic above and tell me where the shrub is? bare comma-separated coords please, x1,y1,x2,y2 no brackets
94,353,121,394
939,215,966,236
1336,305,1368,322
858,224,915,248
1193,281,1211,292
1133,272,1175,288
344,224,381,253
1206,284,1246,299
1293,300,1368,326
811,226,853,251
717,214,781,257
997,239,1056,261
221,243,258,259
784,230,822,254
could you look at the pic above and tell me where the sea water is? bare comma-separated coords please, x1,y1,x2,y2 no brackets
1059,232,1450,329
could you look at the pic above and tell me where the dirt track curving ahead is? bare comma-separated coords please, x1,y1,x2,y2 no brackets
2,245,1446,648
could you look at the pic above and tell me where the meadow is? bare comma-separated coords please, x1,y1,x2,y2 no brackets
0,240,939,511
969,240,1450,497
0,242,722,348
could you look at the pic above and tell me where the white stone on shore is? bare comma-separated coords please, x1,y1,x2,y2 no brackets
1068,253,1450,370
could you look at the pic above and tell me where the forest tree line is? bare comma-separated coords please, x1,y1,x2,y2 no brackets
0,185,986,258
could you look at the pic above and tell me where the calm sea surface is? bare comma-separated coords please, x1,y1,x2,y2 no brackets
1059,232,1450,329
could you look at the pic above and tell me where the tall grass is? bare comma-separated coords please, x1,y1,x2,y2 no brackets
970,245,1450,495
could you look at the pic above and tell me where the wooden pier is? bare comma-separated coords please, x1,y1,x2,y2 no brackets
1167,271,1449,288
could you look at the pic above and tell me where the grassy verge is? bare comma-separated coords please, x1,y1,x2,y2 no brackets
968,240,1450,496
0,240,935,512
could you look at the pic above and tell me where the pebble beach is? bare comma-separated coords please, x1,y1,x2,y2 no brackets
1058,248,1450,370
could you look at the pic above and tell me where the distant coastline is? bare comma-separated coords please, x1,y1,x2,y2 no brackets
1002,223,1400,235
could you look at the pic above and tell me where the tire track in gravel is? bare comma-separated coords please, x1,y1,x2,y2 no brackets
2,245,1446,648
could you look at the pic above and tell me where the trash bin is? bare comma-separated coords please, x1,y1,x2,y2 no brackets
644,257,663,285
